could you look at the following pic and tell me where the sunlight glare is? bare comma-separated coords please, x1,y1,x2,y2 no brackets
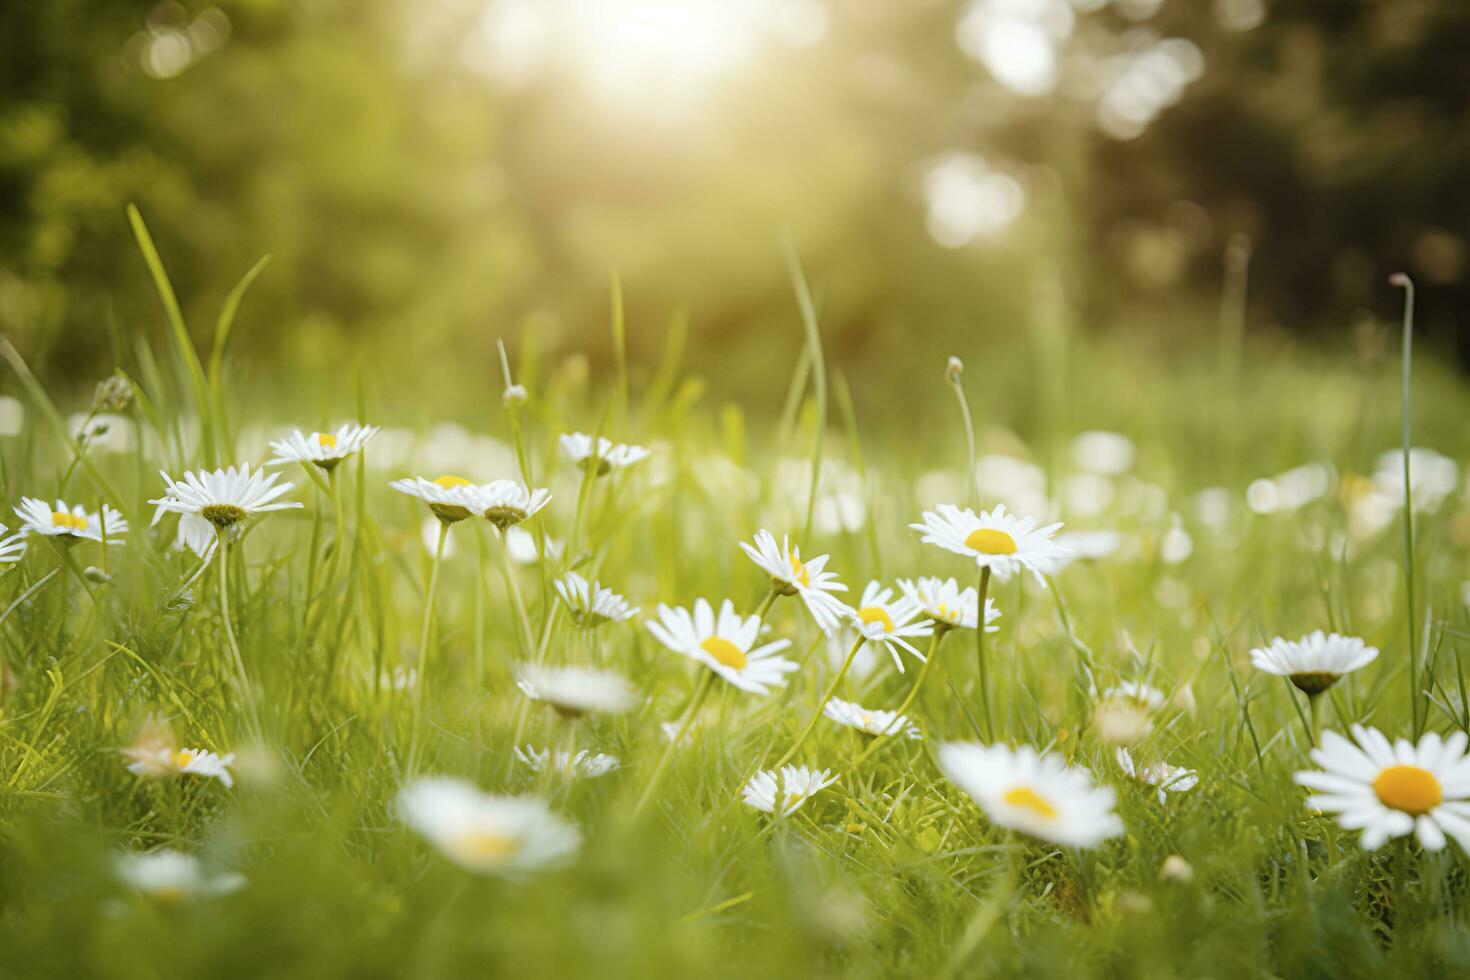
477,0,827,114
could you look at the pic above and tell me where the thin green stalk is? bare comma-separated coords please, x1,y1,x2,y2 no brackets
473,525,488,685
783,236,826,543
774,634,866,768
946,358,977,510
498,528,536,657
407,520,450,774
498,339,550,609
128,204,218,465
975,566,994,740
302,475,325,635
855,630,944,768
328,467,347,594
936,840,1016,980
216,532,262,740
1390,273,1419,736
752,586,778,629
634,669,715,818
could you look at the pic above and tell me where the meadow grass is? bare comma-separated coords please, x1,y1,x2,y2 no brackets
0,228,1469,978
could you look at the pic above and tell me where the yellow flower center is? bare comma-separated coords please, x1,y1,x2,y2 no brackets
857,605,895,634
700,636,748,671
788,555,811,587
452,829,520,863
172,750,195,768
434,475,472,489
316,433,338,448
964,528,1018,555
1002,785,1058,820
1373,764,1442,816
51,511,88,531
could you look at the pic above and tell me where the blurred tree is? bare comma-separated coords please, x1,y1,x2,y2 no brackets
1,0,1468,398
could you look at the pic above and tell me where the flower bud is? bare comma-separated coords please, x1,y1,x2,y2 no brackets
1159,854,1194,883
503,384,528,408
91,373,133,413
945,356,964,384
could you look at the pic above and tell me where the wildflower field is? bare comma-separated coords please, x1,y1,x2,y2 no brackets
0,208,1467,979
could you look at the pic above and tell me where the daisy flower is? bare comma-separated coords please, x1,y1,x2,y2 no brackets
741,765,838,816
115,851,244,902
1091,683,1164,747
514,745,621,779
477,479,552,531
937,742,1123,847
559,432,650,475
823,697,920,739
0,524,26,564
897,577,1000,634
738,529,850,634
268,423,379,471
506,526,564,565
1250,630,1379,695
845,580,934,671
151,465,301,531
1100,681,1168,713
123,745,235,788
13,497,127,544
554,571,638,627
389,475,484,524
645,598,798,695
1296,725,1470,851
514,663,638,716
397,777,581,875
910,504,1067,586
1115,748,1199,803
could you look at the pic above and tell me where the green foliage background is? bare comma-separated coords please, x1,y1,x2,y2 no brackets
5,0,1470,406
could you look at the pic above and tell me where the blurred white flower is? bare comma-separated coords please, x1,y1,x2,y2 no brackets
1245,463,1333,515
514,745,620,779
1159,517,1192,564
1116,748,1198,803
515,663,638,716
1373,447,1458,513
1072,431,1135,476
116,851,244,902
14,498,127,545
398,777,580,875
938,741,1122,847
269,423,379,471
823,697,920,739
554,571,638,627
505,526,563,565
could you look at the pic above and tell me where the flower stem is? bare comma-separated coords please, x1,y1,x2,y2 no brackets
1390,273,1420,738
753,586,779,629
774,634,865,769
407,520,449,774
975,565,994,740
633,669,715,818
498,529,536,657
217,532,262,740
946,362,977,511
1308,691,1323,747
854,630,944,768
